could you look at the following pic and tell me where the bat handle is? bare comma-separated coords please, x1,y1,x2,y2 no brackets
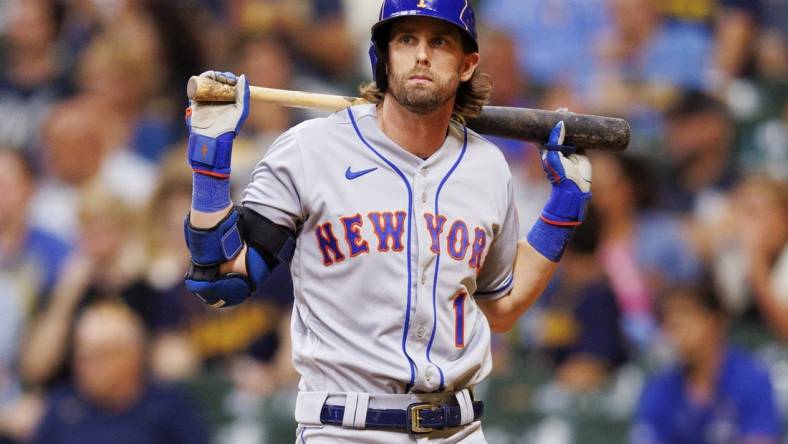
187,76,369,111
187,76,236,102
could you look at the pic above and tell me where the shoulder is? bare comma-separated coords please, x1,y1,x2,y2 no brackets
268,107,360,153
724,347,772,388
459,124,512,177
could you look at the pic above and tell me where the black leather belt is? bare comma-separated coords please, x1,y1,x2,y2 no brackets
320,400,484,434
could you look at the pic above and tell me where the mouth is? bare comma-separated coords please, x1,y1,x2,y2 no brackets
408,74,433,82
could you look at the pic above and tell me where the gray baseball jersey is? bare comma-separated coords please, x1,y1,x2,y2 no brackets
242,104,519,394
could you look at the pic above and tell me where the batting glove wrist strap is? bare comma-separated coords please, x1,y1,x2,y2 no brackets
526,219,575,262
540,186,592,226
188,132,235,178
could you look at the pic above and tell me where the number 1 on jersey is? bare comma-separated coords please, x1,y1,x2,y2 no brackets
453,291,467,349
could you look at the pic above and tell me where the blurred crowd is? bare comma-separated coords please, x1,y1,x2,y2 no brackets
0,0,785,443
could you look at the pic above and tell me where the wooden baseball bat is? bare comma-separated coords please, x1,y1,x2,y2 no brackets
188,76,630,152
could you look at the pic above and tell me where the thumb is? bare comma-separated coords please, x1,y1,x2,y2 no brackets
548,121,566,146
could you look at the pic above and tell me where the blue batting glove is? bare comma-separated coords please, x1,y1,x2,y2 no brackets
527,121,593,261
539,121,592,225
186,71,250,179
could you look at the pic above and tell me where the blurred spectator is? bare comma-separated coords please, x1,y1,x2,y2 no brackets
479,0,608,99
696,177,788,339
75,20,176,164
658,90,738,218
592,152,702,350
520,210,628,392
28,96,118,242
32,302,209,444
0,148,70,307
590,0,713,121
0,0,72,152
0,149,70,427
226,0,355,87
631,279,781,444
20,186,156,388
713,0,764,89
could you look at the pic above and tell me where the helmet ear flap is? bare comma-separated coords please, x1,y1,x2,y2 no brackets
369,41,389,91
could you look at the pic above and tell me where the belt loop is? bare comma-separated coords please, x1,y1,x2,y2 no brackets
454,389,474,425
295,391,329,426
342,393,359,428
354,393,370,429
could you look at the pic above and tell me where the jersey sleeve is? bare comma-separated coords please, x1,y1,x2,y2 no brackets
474,179,519,300
241,128,307,233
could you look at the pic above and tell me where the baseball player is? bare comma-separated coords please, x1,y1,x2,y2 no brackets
183,1,592,442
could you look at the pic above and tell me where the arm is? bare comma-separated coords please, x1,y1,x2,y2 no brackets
478,121,592,332
20,255,93,384
183,72,294,307
478,241,556,333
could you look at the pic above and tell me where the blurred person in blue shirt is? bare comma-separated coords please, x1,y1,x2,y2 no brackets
32,302,209,444
0,148,70,302
631,278,781,444
0,148,69,424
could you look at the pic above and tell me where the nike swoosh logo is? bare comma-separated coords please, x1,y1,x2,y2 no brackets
345,166,378,180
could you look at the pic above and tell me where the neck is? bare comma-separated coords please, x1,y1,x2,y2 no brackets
377,94,455,158
686,335,725,403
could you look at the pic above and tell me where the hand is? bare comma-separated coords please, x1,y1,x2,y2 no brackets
186,71,250,178
539,121,592,225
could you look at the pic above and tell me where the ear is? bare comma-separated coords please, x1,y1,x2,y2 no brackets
459,52,480,82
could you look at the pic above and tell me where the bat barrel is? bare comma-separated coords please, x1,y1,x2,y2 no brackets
467,106,630,152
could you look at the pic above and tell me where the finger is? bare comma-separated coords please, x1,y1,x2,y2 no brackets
217,71,238,86
541,149,564,183
548,121,566,146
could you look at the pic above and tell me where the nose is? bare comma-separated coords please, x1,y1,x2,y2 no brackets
415,41,430,67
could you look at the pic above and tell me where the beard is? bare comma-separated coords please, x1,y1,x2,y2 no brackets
387,67,460,115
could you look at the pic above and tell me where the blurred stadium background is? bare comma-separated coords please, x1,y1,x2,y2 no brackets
0,0,785,443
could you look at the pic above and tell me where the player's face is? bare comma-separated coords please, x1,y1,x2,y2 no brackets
386,17,479,115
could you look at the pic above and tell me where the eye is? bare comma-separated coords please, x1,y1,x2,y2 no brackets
398,34,414,44
432,37,447,46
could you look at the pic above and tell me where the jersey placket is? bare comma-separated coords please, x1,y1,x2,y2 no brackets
408,159,442,392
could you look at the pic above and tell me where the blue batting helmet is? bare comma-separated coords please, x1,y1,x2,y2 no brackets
369,0,478,90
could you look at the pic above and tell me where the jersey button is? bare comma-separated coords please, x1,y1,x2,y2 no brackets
421,168,429,176
421,192,427,203
417,326,426,338
425,365,436,381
